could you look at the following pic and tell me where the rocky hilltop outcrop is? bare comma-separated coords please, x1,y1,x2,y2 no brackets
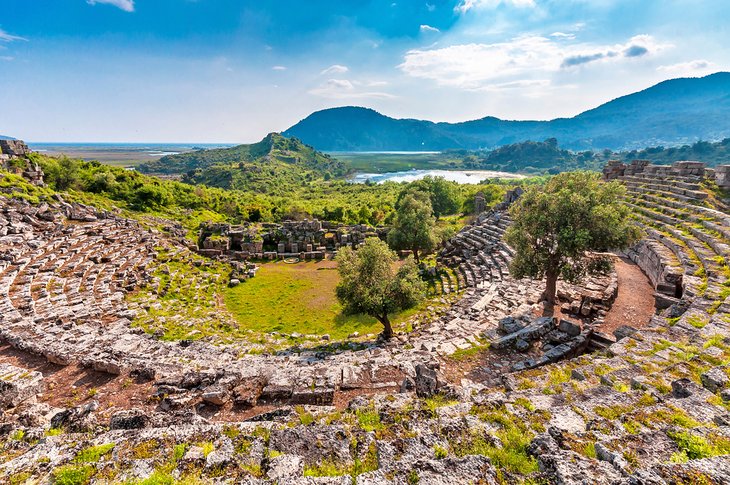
0,139,44,186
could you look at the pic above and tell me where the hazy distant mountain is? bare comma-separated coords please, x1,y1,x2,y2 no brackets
0,135,15,140
284,72,730,151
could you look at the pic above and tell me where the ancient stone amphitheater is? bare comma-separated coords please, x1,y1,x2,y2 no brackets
0,153,729,483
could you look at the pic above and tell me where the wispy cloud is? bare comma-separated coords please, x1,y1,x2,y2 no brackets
320,64,349,75
272,65,287,71
420,24,440,34
561,35,665,68
657,59,717,76
309,78,394,100
0,56,14,61
455,0,535,14
399,34,668,90
0,28,28,43
87,0,135,12
550,32,575,40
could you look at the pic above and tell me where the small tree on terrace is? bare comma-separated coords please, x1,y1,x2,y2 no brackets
336,238,426,340
387,192,438,263
505,171,641,309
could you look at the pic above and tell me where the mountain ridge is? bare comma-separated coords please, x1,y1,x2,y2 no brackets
283,72,730,151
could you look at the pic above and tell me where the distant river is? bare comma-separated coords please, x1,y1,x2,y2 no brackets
349,169,524,185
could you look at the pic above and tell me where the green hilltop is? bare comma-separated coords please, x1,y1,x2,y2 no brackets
138,133,348,193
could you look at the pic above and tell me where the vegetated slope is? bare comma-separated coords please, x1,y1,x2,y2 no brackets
284,72,730,151
618,138,730,165
138,133,348,193
457,137,730,174
460,138,606,173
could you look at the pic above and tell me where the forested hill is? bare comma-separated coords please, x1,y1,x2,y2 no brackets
459,138,605,173
284,72,730,151
458,138,730,174
138,133,347,194
617,138,730,166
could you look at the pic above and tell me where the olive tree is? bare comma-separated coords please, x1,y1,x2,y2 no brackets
336,238,426,339
387,192,438,263
400,176,462,218
505,171,641,308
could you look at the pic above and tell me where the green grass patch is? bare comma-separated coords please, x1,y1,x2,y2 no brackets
52,464,95,485
356,407,383,432
687,314,709,329
224,260,420,339
449,343,490,361
75,443,115,463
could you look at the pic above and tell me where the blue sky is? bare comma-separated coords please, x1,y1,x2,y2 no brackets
0,0,727,142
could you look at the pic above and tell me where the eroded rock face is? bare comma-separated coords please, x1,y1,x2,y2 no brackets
109,408,149,430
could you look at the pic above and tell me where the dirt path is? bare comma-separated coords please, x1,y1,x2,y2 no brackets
597,255,655,334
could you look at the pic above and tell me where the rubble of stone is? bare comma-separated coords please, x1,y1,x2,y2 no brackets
1,158,730,483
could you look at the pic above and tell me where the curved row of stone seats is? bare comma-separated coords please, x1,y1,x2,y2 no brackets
0,197,455,407
438,210,514,289
608,161,730,309
472,162,730,479
622,178,709,202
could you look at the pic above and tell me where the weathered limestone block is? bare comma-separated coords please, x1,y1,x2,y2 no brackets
701,367,729,393
672,160,706,177
602,160,626,180
491,317,555,350
0,363,44,408
266,454,304,481
715,164,730,188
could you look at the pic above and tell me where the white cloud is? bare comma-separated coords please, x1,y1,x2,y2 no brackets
455,0,535,14
550,32,575,40
399,34,669,90
87,0,135,12
272,65,287,71
309,79,394,100
657,59,717,76
0,29,27,43
420,24,440,34
320,64,349,75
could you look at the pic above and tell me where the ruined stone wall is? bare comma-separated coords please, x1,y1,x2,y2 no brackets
198,219,385,261
603,158,730,188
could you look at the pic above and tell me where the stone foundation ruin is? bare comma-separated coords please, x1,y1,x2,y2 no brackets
198,219,385,261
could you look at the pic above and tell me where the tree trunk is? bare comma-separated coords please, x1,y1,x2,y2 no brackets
412,248,420,263
378,314,394,340
543,268,559,312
